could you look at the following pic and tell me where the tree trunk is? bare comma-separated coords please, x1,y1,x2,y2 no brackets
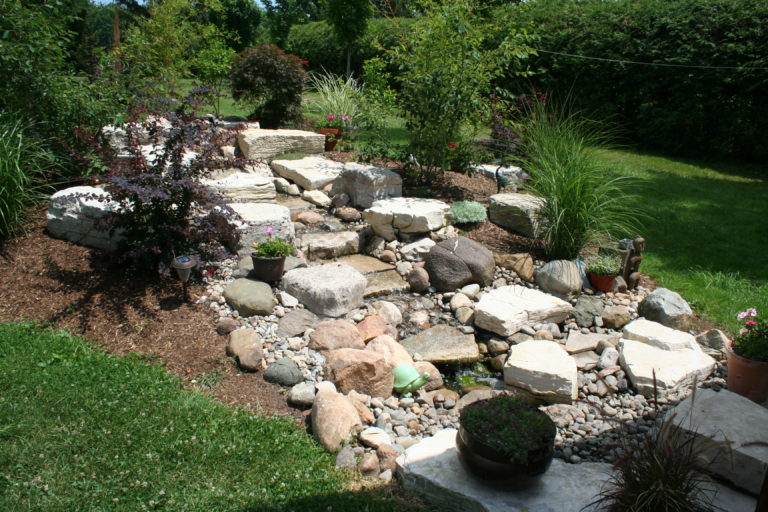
346,45,352,77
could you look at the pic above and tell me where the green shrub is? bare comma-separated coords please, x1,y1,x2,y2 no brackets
231,44,307,128
505,0,768,161
450,201,487,225
520,104,641,260
585,253,621,275
0,114,53,238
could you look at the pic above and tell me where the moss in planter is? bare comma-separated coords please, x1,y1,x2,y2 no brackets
460,394,555,465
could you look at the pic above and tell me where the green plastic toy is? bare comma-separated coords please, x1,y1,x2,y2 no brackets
393,364,431,397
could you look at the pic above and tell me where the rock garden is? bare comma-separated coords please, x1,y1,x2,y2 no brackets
39,119,766,511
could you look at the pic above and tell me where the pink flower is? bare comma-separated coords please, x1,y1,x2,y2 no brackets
747,308,758,317
738,311,748,321
327,115,335,120
342,115,350,121
746,320,758,326
266,226,273,235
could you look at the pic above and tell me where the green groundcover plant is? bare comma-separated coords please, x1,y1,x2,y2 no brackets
251,227,295,258
450,201,487,225
585,253,621,276
733,308,768,362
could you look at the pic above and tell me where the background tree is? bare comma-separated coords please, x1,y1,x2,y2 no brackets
325,0,373,76
263,0,323,47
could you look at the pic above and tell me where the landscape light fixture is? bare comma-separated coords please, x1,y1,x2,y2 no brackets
171,255,197,302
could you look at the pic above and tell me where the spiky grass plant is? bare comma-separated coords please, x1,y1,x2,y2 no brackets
308,70,364,123
519,104,641,260
0,114,52,238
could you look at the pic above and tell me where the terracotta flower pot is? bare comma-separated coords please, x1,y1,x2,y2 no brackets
725,340,768,403
318,128,342,151
589,272,616,293
455,424,554,487
250,254,286,283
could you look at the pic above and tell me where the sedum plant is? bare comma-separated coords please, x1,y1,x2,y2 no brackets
450,201,487,225
586,253,621,276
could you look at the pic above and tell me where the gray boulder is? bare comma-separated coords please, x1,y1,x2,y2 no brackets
535,260,582,295
400,325,480,364
424,236,494,292
639,288,693,331
488,193,545,238
223,279,275,317
264,358,302,386
282,263,367,317
572,296,605,328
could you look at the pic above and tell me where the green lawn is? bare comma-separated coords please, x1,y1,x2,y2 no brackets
596,149,768,333
0,323,406,512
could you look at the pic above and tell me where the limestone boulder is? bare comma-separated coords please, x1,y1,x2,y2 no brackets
400,325,480,364
229,202,294,251
602,305,632,330
503,340,578,402
299,231,360,260
622,318,698,351
364,270,409,298
400,238,436,262
618,338,716,397
223,279,275,317
282,263,367,317
564,332,616,355
288,382,316,407
46,186,124,251
424,237,495,292
364,198,450,241
334,162,403,208
488,193,545,238
202,172,275,202
301,189,332,208
474,285,573,337
535,260,582,295
271,156,344,190
237,128,325,160
365,335,414,368
493,253,534,282
324,348,394,398
638,287,694,331
311,387,362,452
309,320,365,352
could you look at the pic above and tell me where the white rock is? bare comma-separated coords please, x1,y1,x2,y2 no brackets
458,284,481,300
46,186,124,251
364,198,451,241
271,156,344,190
301,190,332,208
400,238,436,262
371,301,403,326
622,318,699,351
598,347,620,369
503,340,578,402
277,291,299,308
237,128,325,160
241,162,274,178
282,263,367,317
638,287,693,331
300,232,359,260
202,172,276,202
618,338,716,397
667,389,768,495
564,332,613,355
471,164,526,187
449,293,472,312
359,426,393,449
474,285,573,337
535,260,582,295
488,193,545,238
288,382,316,407
229,203,294,251
334,162,403,208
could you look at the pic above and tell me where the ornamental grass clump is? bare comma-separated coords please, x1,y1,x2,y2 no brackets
519,103,641,260
459,394,555,465
308,71,364,125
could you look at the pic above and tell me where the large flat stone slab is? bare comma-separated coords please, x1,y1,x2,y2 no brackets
364,198,450,241
623,318,698,351
364,270,409,298
504,340,578,402
202,172,276,202
334,162,403,208
299,231,360,261
488,193,545,238
271,156,345,190
400,325,480,364
474,285,573,337
333,254,394,274
282,263,367,317
396,429,755,512
229,202,294,251
668,389,768,495
237,128,325,160
47,186,123,251
619,338,716,397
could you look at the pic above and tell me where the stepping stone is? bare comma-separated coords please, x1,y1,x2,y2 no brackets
618,338,716,397
364,198,451,241
667,388,768,495
282,263,367,317
202,172,275,202
565,332,614,354
622,318,698,351
334,162,403,208
474,285,573,337
400,325,480,364
488,192,545,238
237,128,325,160
300,232,360,261
275,195,313,212
47,186,123,251
364,270,409,298
395,430,755,512
271,156,345,190
229,203,294,251
333,254,394,274
503,340,578,402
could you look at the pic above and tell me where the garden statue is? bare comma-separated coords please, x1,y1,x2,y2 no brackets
620,236,646,290
393,364,431,397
